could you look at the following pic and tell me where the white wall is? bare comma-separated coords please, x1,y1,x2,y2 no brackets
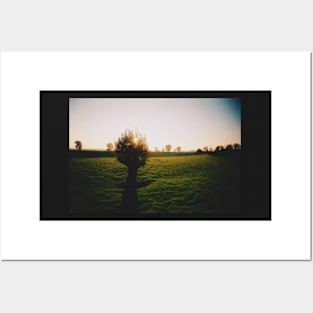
0,1,312,312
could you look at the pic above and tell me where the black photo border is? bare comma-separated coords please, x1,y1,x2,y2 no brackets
40,91,271,220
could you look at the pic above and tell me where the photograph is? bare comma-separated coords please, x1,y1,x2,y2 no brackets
68,97,242,219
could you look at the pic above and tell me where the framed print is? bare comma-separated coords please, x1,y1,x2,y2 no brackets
40,91,270,220
0,52,310,260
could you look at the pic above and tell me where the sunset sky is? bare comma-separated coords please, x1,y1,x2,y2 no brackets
69,98,241,151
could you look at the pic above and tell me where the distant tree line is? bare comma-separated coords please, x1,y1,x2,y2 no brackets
73,140,241,155
197,143,241,154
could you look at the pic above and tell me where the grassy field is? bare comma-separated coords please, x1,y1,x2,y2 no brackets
69,154,241,218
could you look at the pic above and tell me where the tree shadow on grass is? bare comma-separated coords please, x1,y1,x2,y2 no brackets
121,184,139,212
120,180,154,213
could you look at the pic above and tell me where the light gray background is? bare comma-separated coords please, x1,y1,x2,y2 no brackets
0,0,312,312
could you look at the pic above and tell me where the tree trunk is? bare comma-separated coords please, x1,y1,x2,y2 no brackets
126,165,138,187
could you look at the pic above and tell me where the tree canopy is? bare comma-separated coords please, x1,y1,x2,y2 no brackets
115,130,149,169
74,140,82,150
165,144,172,152
107,142,114,152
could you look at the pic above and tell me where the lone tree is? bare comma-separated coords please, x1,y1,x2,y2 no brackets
74,140,82,150
107,142,114,152
165,144,172,152
233,143,241,150
176,146,182,153
115,130,149,186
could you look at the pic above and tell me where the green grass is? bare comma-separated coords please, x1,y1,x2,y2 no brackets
69,154,241,217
